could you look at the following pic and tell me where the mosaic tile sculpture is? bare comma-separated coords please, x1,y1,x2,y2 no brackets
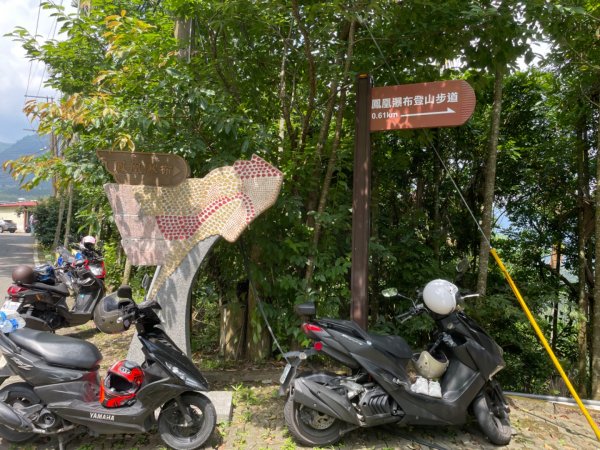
103,154,283,357
105,155,283,299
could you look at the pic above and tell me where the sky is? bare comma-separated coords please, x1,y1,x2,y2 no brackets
0,1,75,144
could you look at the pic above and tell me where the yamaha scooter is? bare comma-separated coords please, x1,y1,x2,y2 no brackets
0,286,216,449
279,279,511,446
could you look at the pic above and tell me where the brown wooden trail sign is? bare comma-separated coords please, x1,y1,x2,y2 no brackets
96,150,190,186
370,80,475,131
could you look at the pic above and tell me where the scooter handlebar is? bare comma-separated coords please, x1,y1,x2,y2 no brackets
397,304,426,323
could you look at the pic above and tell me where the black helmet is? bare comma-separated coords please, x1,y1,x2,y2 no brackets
94,290,136,334
12,265,35,284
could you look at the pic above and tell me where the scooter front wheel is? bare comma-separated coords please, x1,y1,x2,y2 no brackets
158,392,216,450
473,380,512,445
284,396,343,446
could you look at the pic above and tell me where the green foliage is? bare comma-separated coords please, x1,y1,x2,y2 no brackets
9,0,600,394
31,195,85,247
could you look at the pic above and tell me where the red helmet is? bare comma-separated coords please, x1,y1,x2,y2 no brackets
100,360,144,408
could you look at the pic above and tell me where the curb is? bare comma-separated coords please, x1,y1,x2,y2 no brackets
32,236,41,266
506,391,600,411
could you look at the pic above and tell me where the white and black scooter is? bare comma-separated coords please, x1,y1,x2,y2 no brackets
0,285,216,449
279,279,512,446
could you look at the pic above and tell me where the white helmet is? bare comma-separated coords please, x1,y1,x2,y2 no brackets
423,279,458,315
413,351,449,379
82,235,96,245
82,235,97,250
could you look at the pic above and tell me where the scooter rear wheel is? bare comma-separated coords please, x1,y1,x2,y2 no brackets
473,380,512,445
0,383,40,444
158,392,216,450
284,396,343,446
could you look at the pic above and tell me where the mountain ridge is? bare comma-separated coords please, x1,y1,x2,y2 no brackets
0,135,53,201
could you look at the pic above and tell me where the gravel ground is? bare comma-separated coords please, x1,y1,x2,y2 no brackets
1,323,599,449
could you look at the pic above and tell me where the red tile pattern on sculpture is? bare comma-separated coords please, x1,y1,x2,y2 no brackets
156,193,255,240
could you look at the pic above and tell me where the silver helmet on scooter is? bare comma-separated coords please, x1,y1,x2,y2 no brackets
94,289,135,334
422,279,458,315
413,350,449,379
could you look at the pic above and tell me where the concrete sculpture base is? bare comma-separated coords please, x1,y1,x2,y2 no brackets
127,235,219,362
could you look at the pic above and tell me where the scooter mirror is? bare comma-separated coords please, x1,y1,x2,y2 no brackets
382,287,399,298
141,274,151,291
117,285,133,299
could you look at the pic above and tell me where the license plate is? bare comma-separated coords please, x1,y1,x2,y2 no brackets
1,300,20,312
279,363,292,384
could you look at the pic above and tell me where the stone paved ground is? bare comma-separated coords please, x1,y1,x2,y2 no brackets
1,323,599,449
23,384,599,450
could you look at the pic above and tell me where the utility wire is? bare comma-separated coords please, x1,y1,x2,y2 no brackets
361,17,400,86
25,0,44,101
425,131,490,247
36,0,64,98
361,16,490,247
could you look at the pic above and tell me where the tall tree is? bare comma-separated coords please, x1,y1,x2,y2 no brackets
459,0,537,295
539,0,600,398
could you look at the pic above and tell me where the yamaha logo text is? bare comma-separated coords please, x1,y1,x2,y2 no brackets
90,412,115,421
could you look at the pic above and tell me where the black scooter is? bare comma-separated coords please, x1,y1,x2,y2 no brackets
0,286,216,449
279,281,511,446
5,261,105,332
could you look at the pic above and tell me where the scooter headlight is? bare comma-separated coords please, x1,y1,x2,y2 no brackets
90,266,104,276
164,361,203,390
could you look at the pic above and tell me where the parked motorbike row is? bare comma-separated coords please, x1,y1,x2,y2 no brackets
0,237,512,448
5,242,105,332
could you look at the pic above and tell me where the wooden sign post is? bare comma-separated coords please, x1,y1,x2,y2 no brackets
351,77,476,330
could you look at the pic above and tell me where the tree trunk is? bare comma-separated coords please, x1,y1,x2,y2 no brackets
432,130,443,265
550,243,561,353
245,288,271,361
219,286,246,360
174,18,193,62
477,66,504,295
277,24,294,153
62,182,74,247
576,112,591,396
53,192,65,249
245,244,271,361
122,258,132,285
304,19,356,287
592,105,600,399
291,0,316,153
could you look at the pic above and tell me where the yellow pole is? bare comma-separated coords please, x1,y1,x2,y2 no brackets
490,248,600,441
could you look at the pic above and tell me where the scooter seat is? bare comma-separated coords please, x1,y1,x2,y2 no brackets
8,328,101,370
26,282,70,297
367,333,413,359
319,318,413,360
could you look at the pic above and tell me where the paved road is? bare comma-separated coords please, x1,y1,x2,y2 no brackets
0,232,34,298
